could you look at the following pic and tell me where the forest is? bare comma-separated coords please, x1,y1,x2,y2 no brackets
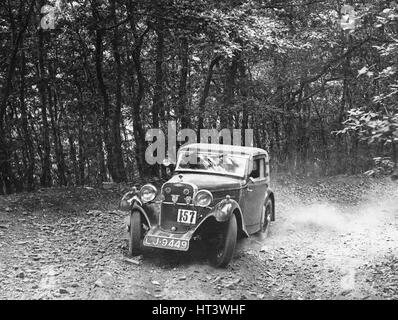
0,0,397,194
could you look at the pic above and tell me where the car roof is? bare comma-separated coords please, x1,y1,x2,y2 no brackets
178,143,268,158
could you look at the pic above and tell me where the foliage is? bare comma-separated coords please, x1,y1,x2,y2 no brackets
337,2,398,167
1,0,398,194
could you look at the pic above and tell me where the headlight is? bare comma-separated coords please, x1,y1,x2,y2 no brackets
140,184,157,203
193,190,213,207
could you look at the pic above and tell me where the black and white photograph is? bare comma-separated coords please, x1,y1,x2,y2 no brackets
0,0,397,303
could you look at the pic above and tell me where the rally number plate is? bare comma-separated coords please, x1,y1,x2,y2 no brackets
177,209,197,225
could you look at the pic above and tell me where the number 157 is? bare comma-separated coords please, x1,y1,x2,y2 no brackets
179,211,195,224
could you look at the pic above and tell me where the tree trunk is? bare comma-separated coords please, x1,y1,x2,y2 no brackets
221,55,238,129
95,115,106,185
126,0,150,177
197,55,222,136
67,131,78,186
37,24,52,188
151,7,165,175
238,59,249,144
0,0,35,194
47,84,67,186
92,1,118,182
178,37,189,129
152,16,164,129
19,51,35,191
95,28,115,181
110,0,127,182
78,106,85,185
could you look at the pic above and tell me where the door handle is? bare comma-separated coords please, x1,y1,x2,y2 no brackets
247,187,253,192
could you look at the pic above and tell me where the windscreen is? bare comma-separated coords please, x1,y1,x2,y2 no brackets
175,149,248,178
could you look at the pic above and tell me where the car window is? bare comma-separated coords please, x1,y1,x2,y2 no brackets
250,158,265,180
250,159,260,179
259,158,265,178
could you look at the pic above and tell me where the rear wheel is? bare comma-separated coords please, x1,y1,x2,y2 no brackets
210,214,237,268
129,211,142,256
261,199,273,235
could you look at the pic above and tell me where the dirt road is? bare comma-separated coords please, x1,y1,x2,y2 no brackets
0,175,397,300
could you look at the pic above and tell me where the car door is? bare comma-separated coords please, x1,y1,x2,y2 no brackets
240,156,268,234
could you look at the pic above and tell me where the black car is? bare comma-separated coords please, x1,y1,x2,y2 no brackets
119,143,275,267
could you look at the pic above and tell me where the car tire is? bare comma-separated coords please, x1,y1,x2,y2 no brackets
129,211,142,256
210,214,237,268
261,198,273,234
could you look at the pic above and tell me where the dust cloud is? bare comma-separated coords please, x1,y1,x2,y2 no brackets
244,191,398,258
289,203,348,232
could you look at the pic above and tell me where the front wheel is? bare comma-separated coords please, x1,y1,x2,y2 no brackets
129,211,142,256
210,214,237,268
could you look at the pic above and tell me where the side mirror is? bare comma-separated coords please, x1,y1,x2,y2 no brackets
248,177,255,184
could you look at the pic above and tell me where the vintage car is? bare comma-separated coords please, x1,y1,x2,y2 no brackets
119,143,275,268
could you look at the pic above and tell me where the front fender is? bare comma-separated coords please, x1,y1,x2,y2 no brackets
125,202,159,230
212,198,239,222
130,203,153,228
120,189,160,228
119,192,141,211
194,198,249,238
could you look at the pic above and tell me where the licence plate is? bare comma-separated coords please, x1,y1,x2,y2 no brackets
177,209,197,225
143,236,189,251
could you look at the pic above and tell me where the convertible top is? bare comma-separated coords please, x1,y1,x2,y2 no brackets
178,143,268,158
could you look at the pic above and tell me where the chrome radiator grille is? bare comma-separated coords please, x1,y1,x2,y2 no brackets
160,182,205,233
